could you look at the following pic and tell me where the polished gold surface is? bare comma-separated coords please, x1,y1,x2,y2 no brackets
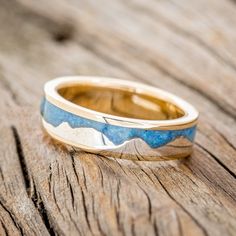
45,76,199,129
58,85,185,120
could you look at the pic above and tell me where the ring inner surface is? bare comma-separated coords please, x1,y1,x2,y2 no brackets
58,85,185,120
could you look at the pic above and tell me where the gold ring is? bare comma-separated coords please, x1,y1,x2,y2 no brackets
41,76,199,161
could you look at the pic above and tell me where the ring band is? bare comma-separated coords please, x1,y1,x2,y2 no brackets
41,76,199,161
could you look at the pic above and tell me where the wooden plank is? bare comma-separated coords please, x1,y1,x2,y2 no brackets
0,0,236,235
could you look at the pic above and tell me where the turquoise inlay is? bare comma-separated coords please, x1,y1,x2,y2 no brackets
41,98,196,148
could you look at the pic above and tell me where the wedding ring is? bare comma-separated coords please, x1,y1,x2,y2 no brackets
41,76,199,161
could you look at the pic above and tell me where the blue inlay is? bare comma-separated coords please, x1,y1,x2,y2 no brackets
41,98,196,148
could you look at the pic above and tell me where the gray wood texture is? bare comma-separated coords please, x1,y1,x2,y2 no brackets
0,0,236,235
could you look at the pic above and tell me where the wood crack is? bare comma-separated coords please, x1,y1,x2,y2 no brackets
65,174,76,211
48,164,52,193
31,181,56,236
69,150,81,186
114,205,123,235
25,170,56,236
97,164,104,189
116,179,121,208
11,126,30,194
81,166,88,190
80,187,92,233
0,167,4,182
153,218,159,236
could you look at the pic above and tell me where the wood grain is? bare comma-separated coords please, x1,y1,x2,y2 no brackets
0,0,236,235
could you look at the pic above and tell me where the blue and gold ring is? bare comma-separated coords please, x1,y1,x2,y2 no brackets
41,76,199,161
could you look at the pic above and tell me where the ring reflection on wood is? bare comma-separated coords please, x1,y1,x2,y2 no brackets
41,76,199,160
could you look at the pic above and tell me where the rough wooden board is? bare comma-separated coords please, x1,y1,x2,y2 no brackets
0,0,236,235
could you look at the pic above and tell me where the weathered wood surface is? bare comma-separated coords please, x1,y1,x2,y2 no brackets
0,0,236,235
